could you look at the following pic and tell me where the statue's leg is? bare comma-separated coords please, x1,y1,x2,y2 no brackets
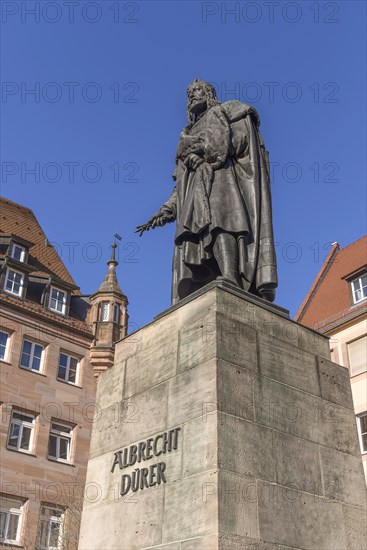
213,232,240,286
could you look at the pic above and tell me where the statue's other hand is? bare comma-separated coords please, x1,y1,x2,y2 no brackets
184,153,204,171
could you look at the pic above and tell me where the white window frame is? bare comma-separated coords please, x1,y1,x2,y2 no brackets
100,301,110,322
0,331,10,362
48,422,73,463
0,496,24,545
351,273,367,304
7,411,36,453
57,353,79,385
48,287,67,315
11,243,26,262
20,339,45,373
356,412,367,455
4,268,24,297
37,504,64,550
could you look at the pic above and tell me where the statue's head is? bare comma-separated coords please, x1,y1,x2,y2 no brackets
186,79,219,126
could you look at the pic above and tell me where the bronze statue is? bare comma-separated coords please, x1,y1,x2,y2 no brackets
137,79,278,304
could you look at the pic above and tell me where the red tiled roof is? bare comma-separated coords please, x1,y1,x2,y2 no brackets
0,292,92,337
295,236,367,329
0,197,79,292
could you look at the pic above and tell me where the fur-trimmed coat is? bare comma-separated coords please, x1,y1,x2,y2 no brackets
160,100,278,304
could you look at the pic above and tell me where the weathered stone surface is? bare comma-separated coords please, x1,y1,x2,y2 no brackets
179,286,217,327
167,359,217,427
111,484,165,549
81,452,119,510
96,359,125,410
142,543,181,550
79,490,164,549
319,446,367,506
218,415,275,482
317,356,355,410
79,500,124,550
123,341,177,398
341,504,367,550
273,431,323,496
216,311,258,371
89,382,168,459
175,290,218,374
79,285,366,550
182,412,217,477
178,315,216,374
258,331,319,396
254,375,360,455
218,470,259,540
216,290,330,358
180,534,218,549
218,534,299,550
257,480,347,549
162,471,218,542
217,359,255,421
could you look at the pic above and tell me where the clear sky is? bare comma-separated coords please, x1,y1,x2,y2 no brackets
1,0,366,330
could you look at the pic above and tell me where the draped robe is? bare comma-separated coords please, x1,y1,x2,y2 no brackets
160,100,278,304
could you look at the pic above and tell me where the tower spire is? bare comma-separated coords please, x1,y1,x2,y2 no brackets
88,234,128,377
97,236,125,296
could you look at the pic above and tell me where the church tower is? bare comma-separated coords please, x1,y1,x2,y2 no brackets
88,242,128,377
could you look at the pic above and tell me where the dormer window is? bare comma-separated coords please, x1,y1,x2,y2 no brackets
351,273,367,304
49,287,67,314
5,269,24,297
10,243,26,262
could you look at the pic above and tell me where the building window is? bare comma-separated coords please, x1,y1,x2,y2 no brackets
11,244,26,262
100,301,110,322
48,422,73,462
0,331,10,362
20,340,44,373
37,504,64,550
113,304,120,324
7,411,36,453
356,413,367,454
351,273,367,304
0,495,25,545
57,353,79,385
49,287,67,315
347,336,367,377
5,269,24,297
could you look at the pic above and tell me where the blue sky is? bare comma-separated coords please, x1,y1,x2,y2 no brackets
1,0,366,330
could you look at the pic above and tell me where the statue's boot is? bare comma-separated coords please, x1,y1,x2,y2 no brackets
213,232,240,286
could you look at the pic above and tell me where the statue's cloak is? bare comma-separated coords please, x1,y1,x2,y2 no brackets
161,100,278,304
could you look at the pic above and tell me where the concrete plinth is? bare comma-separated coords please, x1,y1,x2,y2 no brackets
79,282,367,550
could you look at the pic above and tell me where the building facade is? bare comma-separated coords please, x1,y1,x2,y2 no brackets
0,198,127,548
296,236,367,482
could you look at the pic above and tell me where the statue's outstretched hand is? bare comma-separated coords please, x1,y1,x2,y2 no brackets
135,211,174,237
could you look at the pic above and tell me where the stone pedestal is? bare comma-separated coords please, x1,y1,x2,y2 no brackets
79,282,367,550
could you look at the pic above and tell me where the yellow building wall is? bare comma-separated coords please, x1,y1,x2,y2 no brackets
329,317,367,483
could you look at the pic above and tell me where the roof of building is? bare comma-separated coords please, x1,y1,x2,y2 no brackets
0,292,93,337
0,197,79,291
295,235,367,332
0,197,94,335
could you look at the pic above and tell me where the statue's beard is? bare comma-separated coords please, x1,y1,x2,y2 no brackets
188,99,207,117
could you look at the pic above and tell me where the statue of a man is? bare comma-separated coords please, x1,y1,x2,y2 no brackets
137,79,278,304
